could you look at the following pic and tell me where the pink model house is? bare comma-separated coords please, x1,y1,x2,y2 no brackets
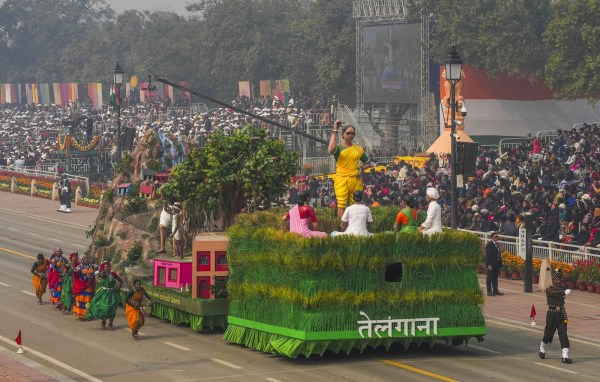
192,233,229,299
153,259,192,290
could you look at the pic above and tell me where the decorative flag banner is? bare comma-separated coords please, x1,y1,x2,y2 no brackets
154,81,164,103
139,82,146,103
238,80,251,98
3,84,8,104
109,83,121,109
125,83,131,103
4,84,12,103
53,83,62,105
87,83,103,110
32,84,39,104
0,80,188,106
39,83,51,105
164,84,174,101
271,79,290,106
11,84,17,105
259,80,272,97
179,81,191,102
140,82,158,102
60,83,68,105
69,83,79,105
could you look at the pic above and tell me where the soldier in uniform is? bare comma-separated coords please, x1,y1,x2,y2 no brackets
539,270,572,364
57,172,72,213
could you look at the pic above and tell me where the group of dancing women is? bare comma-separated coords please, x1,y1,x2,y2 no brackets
31,249,152,340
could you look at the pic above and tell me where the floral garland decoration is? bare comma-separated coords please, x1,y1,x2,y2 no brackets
57,134,70,156
69,135,100,152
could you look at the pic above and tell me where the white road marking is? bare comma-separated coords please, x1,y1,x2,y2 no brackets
72,244,87,248
8,227,18,231
211,358,242,369
21,290,37,297
487,318,600,348
0,282,10,287
163,341,190,351
28,232,40,236
0,335,102,381
467,344,501,354
265,379,283,382
49,238,62,242
534,362,578,374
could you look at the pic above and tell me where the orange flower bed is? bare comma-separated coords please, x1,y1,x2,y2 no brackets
36,179,56,190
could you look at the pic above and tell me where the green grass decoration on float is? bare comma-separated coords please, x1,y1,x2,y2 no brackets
223,210,487,358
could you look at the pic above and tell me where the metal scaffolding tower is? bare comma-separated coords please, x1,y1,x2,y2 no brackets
353,0,433,154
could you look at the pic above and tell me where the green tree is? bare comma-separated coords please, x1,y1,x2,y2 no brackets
411,0,551,79
544,0,600,102
160,125,297,229
0,0,112,82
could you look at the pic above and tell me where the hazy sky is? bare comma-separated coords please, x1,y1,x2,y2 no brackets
0,1,192,15
105,0,192,15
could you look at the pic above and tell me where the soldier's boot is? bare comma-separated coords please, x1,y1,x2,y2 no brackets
539,341,546,359
561,348,572,364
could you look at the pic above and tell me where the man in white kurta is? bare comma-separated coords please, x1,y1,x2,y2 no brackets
331,190,373,237
419,187,442,235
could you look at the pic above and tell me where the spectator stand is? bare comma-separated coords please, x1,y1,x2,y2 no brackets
499,137,528,156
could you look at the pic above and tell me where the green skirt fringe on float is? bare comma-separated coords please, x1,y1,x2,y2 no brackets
223,210,487,358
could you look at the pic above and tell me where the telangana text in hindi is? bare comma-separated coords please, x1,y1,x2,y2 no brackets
357,311,440,339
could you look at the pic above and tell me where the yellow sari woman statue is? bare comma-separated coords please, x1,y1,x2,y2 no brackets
328,120,370,218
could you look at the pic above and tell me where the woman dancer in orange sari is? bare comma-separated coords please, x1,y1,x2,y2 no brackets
328,119,370,218
31,254,49,304
125,279,152,340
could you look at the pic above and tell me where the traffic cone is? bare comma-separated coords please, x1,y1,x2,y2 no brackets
15,330,25,354
530,305,537,327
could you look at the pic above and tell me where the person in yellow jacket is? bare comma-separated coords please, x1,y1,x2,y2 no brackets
328,119,370,218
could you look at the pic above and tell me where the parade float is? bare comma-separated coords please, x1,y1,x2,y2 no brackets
89,124,486,355
86,77,486,356
222,210,486,358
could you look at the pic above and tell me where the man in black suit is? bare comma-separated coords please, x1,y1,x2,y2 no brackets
485,232,504,296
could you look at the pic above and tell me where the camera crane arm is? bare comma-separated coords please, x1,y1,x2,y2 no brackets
150,74,328,145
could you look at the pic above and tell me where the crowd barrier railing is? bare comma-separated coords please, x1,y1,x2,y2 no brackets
0,164,89,191
499,137,527,155
460,228,600,264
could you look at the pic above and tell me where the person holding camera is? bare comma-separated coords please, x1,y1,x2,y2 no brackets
328,119,370,219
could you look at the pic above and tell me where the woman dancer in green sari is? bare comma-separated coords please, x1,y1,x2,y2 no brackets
86,261,123,330
59,252,77,314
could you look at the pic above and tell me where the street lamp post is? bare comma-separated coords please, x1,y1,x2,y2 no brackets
113,61,124,161
445,46,463,230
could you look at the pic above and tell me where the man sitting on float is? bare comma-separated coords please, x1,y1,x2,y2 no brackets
331,190,373,237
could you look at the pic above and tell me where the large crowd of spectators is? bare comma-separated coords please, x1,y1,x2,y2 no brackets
291,123,600,248
3,100,600,249
0,92,338,170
